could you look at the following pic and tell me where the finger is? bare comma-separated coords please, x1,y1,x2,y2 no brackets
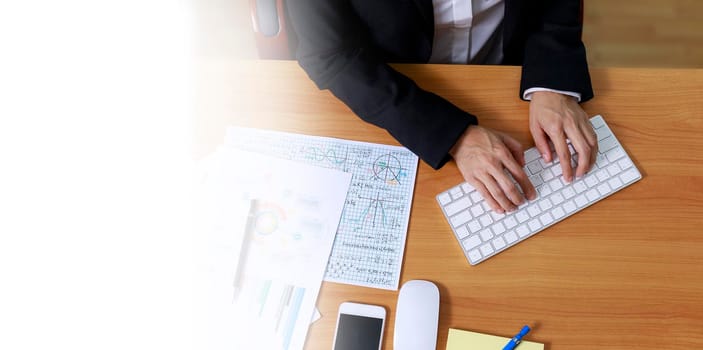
548,129,574,183
500,135,536,200
478,171,517,212
530,124,553,163
468,177,504,214
490,152,524,207
571,133,594,178
489,147,524,208
580,121,599,169
503,158,536,201
581,119,598,149
495,166,528,208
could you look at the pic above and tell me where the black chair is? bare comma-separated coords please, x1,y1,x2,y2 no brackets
249,0,296,59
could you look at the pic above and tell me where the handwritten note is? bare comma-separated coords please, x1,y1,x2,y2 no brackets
225,127,418,290
446,328,544,350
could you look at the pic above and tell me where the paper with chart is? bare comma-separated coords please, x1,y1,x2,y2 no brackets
226,127,419,290
193,148,351,350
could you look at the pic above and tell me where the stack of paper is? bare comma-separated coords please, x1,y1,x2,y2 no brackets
193,145,351,350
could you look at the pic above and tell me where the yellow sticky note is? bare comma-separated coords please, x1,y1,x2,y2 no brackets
446,328,544,350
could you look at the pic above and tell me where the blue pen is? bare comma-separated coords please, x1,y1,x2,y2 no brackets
502,325,531,350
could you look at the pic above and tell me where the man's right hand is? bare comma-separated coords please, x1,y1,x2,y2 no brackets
449,125,537,213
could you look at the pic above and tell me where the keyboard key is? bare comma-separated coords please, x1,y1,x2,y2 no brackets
516,210,530,223
490,210,505,221
539,199,552,211
562,186,576,199
607,164,621,177
479,214,493,228
541,170,555,182
449,186,463,200
563,200,577,213
618,158,633,170
595,125,611,140
527,160,543,175
584,174,599,187
549,179,562,192
479,229,493,241
551,165,563,177
586,189,599,202
479,243,494,256
467,220,482,233
470,191,483,203
606,147,625,162
437,192,451,205
595,153,608,168
529,174,543,187
450,210,473,227
538,185,552,197
444,197,471,216
456,225,470,239
620,168,640,184
599,136,618,153
528,219,541,232
516,224,530,237
539,213,554,226
492,222,506,235
504,231,518,244
461,183,474,193
524,148,541,163
527,205,541,217
574,195,588,207
597,183,612,196
573,181,587,193
463,235,481,251
504,216,518,229
468,249,482,263
608,176,623,190
551,206,565,220
551,193,565,205
492,236,507,250
596,169,610,182
591,116,605,129
470,205,485,217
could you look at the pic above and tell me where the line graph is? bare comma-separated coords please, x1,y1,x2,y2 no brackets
301,145,348,166
358,192,390,228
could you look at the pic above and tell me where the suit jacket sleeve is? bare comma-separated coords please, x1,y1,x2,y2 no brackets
287,0,477,169
520,0,594,102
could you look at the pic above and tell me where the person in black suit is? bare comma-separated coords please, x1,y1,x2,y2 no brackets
287,0,597,213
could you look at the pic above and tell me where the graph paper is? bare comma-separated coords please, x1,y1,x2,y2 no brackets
225,127,418,290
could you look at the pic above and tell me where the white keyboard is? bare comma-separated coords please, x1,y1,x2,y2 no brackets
436,115,642,265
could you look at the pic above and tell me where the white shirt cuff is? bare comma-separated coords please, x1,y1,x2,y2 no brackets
523,87,582,102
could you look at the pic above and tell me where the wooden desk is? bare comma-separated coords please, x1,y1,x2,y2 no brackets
195,60,703,349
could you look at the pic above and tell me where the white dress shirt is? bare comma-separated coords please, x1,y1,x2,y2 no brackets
428,0,581,101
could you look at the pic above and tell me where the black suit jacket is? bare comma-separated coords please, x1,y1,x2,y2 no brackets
287,0,593,169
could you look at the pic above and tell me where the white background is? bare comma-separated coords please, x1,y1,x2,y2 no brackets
0,1,195,349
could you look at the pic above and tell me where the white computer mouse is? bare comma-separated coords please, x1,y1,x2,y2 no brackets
393,280,440,350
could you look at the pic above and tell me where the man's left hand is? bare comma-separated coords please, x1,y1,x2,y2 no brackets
528,91,598,182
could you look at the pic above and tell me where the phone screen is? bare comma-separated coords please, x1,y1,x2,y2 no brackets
333,313,383,350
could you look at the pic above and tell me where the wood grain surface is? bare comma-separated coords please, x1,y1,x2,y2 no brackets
195,60,703,349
